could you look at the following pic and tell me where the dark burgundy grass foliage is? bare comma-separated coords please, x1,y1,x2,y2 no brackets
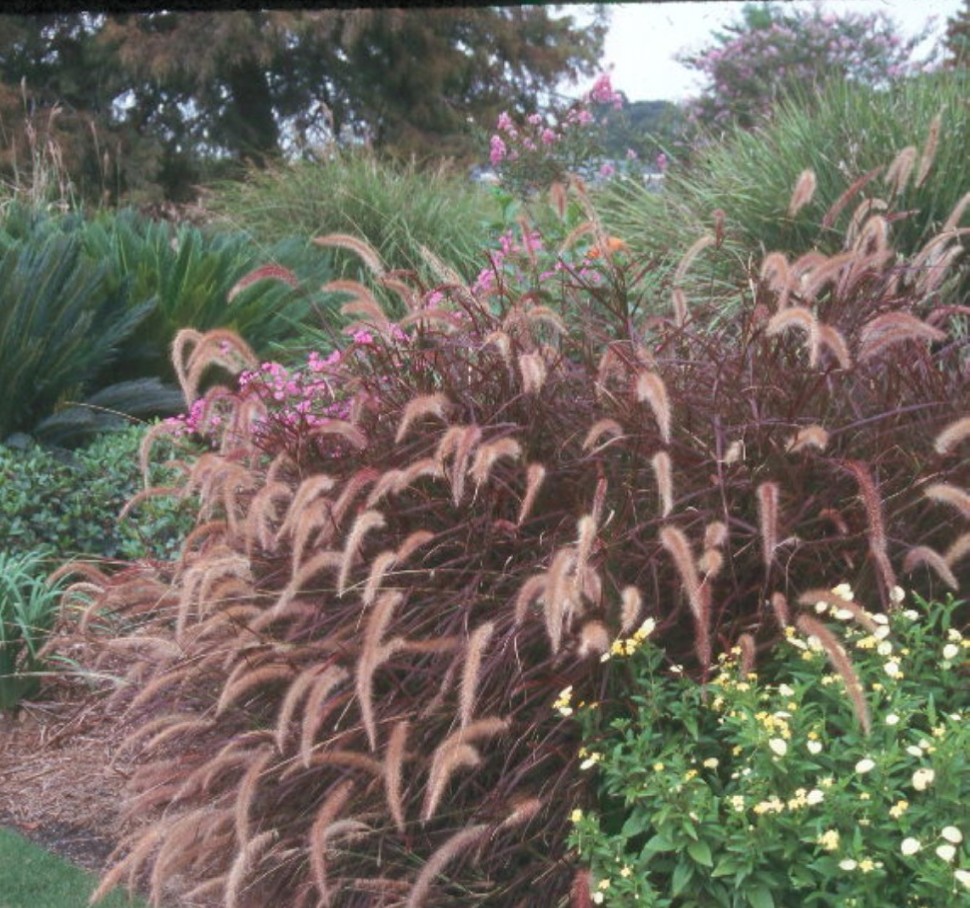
71,148,968,907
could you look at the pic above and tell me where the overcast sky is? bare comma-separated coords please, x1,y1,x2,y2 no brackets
583,0,960,102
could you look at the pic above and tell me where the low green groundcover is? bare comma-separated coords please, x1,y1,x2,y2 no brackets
0,827,146,908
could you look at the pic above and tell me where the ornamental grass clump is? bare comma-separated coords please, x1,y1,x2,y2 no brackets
68,151,968,907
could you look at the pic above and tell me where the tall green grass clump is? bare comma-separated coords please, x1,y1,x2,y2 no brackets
597,69,970,303
206,150,496,283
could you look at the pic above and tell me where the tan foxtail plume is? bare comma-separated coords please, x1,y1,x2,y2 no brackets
845,198,887,248
786,425,830,454
817,324,852,369
797,589,878,635
225,829,278,908
857,312,946,362
405,825,489,908
943,192,970,232
469,437,522,490
299,666,351,768
903,545,958,590
673,233,716,285
356,590,405,750
924,483,970,519
671,287,688,325
737,633,756,677
385,720,410,833
228,264,299,302
459,622,495,728
518,463,546,525
635,371,672,444
766,306,820,367
337,509,386,597
577,620,611,658
884,146,916,197
934,416,970,455
619,586,643,636
395,393,451,444
787,169,817,217
760,252,793,310
770,591,790,629
582,418,624,453
844,459,896,591
309,779,356,905
757,481,780,569
659,524,710,671
313,233,385,275
651,450,674,517
795,614,871,733
543,547,578,654
518,351,548,396
234,745,275,847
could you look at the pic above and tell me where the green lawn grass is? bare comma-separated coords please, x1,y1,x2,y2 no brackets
0,827,146,908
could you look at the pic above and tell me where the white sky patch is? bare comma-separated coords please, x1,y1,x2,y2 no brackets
580,0,958,103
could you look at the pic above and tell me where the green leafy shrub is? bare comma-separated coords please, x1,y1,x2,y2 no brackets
72,149,969,907
205,149,495,283
0,550,68,712
598,69,970,304
0,426,198,562
567,592,970,906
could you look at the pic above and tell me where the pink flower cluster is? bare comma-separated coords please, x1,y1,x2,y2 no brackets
588,72,623,110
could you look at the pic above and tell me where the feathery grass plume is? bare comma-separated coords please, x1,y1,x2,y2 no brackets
117,486,184,526
797,589,878,634
308,779,356,906
385,720,410,833
395,393,451,445
517,463,546,526
798,251,855,301
139,717,214,758
309,420,368,451
172,328,258,407
277,475,336,541
821,165,882,230
703,521,728,550
943,192,970,232
357,589,405,751
795,614,871,733
557,219,598,258
903,545,959,589
697,547,724,578
274,664,328,754
577,620,611,658
944,533,970,566
234,744,275,848
659,525,704,623
850,214,890,258
857,312,946,362
635,371,672,444
571,868,595,908
582,418,624,454
757,481,780,569
147,810,230,906
89,824,166,905
459,622,494,728
766,306,820,367
449,424,483,507
422,718,510,822
759,252,793,311
787,169,817,217
337,509,386,597
736,633,756,677
225,828,278,908
884,146,917,197
228,263,300,302
914,240,968,296
313,232,386,276
673,233,716,285
671,287,689,325
405,823,488,908
361,550,398,608
494,796,543,835
513,574,548,625
845,198,888,248
934,417,970,456
288,500,332,575
651,451,674,517
543,547,579,654
575,514,597,577
481,330,512,365
817,324,852,369
422,743,482,822
418,243,472,294
618,586,643,636
300,666,351,768
119,712,202,757
924,483,971,519
518,351,548,396
272,550,342,618
786,425,830,453
844,459,896,591
469,437,522,491
216,662,294,717
379,276,419,311
916,112,942,188
292,749,384,778
770,592,790,629
524,304,568,337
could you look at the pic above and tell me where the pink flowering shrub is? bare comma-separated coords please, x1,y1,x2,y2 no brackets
487,72,626,196
680,4,929,131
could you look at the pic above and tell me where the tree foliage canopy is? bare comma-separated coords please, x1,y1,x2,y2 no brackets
678,2,929,132
0,8,605,201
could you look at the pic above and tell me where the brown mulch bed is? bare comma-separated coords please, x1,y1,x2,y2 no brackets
0,687,133,875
